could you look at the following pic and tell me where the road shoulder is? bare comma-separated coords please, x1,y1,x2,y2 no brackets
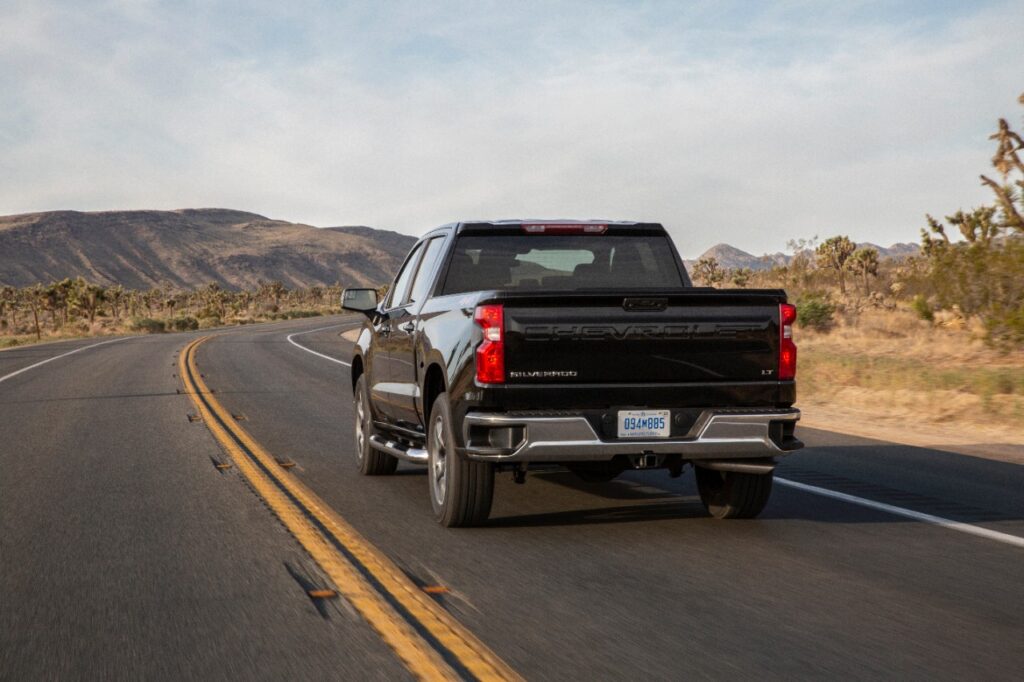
799,404,1024,464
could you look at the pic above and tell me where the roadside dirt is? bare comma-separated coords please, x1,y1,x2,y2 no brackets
799,403,1024,464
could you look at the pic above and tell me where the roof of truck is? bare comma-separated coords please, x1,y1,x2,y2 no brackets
460,219,644,226
438,219,667,235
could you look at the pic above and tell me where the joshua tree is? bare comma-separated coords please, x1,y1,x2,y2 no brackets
692,257,724,286
142,288,163,317
326,284,343,307
125,290,142,318
781,236,818,291
730,268,753,287
234,290,253,315
22,285,45,340
163,292,181,316
71,278,107,325
0,285,16,330
816,236,856,294
200,282,228,318
107,285,125,320
923,206,1000,252
917,91,1024,347
980,92,1024,234
847,247,880,294
268,280,286,308
42,280,72,329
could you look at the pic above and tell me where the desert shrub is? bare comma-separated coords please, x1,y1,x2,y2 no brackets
169,316,199,331
796,295,835,331
911,295,934,322
198,316,222,329
129,317,166,333
196,305,222,320
916,94,1024,348
919,234,1024,346
985,304,1024,349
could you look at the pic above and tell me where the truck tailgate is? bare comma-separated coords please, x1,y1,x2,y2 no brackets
500,291,783,384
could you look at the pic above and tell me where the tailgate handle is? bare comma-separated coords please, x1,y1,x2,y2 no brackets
622,297,668,312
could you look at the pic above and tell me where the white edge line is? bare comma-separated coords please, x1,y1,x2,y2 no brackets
286,324,354,367
776,477,1024,550
0,337,131,385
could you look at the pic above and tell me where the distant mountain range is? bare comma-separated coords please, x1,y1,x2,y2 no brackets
0,208,922,289
683,241,919,272
0,209,416,290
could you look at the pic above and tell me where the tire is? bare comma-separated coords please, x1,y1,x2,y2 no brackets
427,392,494,527
354,375,397,476
695,466,773,519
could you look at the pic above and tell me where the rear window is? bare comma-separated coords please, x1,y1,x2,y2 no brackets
441,235,685,294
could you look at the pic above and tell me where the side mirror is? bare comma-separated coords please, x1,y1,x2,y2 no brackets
341,288,379,316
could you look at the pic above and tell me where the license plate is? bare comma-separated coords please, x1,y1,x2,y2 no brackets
617,410,670,438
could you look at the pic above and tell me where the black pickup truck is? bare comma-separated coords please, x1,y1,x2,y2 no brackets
342,220,801,527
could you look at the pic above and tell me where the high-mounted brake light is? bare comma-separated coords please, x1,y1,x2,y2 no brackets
779,303,797,380
521,224,607,234
474,304,505,384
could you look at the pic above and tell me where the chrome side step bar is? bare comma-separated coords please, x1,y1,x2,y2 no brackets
368,434,428,464
694,459,776,475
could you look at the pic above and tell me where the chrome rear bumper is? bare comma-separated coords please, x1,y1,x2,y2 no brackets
461,409,801,462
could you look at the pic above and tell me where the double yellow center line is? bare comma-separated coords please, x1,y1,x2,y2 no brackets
179,336,521,681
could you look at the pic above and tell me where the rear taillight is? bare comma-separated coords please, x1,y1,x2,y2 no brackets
474,304,505,384
779,303,797,380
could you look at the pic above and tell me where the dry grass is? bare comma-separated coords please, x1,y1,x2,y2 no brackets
796,308,1024,445
0,320,126,349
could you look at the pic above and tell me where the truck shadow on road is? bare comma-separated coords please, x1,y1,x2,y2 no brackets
487,470,708,527
530,471,679,500
484,452,1024,528
488,499,706,528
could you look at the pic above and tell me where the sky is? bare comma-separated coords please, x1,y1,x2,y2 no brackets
1,1,1022,258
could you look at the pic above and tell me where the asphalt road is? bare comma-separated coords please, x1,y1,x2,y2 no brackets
2,315,1023,679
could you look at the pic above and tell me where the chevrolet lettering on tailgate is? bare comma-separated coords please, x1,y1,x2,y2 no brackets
523,322,769,341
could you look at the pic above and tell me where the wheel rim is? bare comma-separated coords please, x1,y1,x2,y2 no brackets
354,391,365,461
429,414,447,507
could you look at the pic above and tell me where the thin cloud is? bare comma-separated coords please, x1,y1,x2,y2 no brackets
0,1,1021,257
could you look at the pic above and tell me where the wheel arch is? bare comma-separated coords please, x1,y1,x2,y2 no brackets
350,353,364,392
422,362,447,416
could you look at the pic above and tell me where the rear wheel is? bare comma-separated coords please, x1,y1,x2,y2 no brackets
427,392,494,527
354,375,397,475
695,466,772,519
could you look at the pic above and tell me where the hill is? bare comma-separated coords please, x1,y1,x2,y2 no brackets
684,241,919,272
0,209,417,290
856,242,920,259
695,243,782,270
